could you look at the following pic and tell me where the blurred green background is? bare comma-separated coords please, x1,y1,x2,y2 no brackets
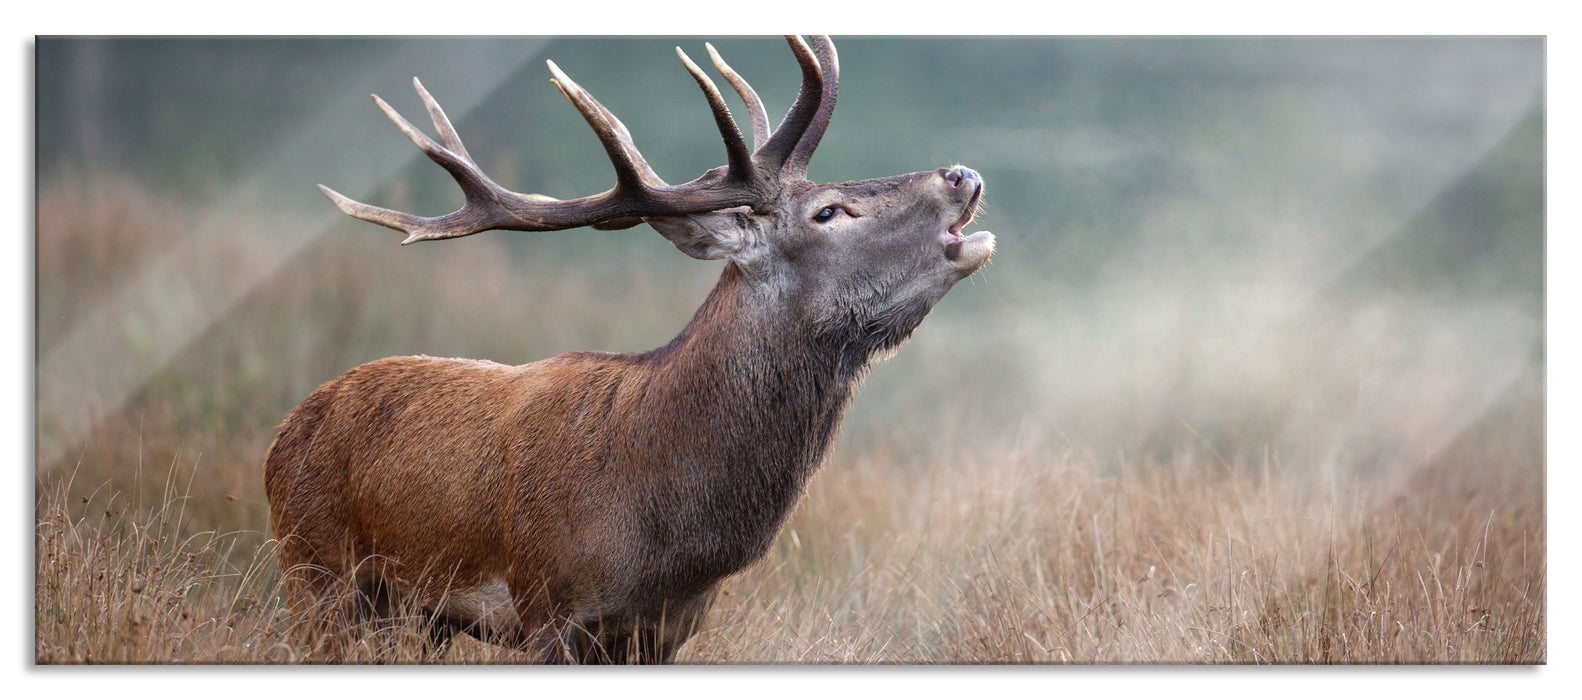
35,36,1544,495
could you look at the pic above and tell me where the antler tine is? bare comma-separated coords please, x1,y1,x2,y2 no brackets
318,183,432,234
785,36,839,177
574,79,666,188
547,60,654,193
754,35,824,175
370,93,491,191
412,77,474,164
318,177,511,246
676,47,754,182
705,42,771,151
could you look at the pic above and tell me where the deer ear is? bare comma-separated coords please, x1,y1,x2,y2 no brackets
645,211,758,262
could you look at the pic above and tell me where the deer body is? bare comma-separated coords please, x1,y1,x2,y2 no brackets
266,37,994,663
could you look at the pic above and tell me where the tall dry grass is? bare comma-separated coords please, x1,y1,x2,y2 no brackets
685,389,1545,663
34,172,1544,663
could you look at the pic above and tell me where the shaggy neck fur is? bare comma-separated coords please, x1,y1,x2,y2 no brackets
616,262,901,596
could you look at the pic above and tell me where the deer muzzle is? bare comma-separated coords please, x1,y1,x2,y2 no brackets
941,166,995,272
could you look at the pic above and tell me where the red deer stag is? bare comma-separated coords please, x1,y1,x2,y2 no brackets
265,35,994,663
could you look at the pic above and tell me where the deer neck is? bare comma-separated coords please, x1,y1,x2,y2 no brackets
643,262,866,465
624,263,870,573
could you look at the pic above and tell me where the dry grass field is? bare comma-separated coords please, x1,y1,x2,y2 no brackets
34,172,1545,665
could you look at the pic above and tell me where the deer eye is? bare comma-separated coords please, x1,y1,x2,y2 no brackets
812,205,843,223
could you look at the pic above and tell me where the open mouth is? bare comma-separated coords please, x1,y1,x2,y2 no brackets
946,183,982,238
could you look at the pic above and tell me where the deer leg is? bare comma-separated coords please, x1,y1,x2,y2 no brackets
508,592,580,664
627,626,671,664
644,589,719,663
535,615,645,664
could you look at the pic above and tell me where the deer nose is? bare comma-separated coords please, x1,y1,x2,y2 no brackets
944,166,981,191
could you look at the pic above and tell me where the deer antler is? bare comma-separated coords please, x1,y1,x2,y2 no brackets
785,35,839,177
706,43,772,151
319,36,840,244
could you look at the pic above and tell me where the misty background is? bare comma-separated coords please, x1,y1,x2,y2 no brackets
35,36,1544,484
